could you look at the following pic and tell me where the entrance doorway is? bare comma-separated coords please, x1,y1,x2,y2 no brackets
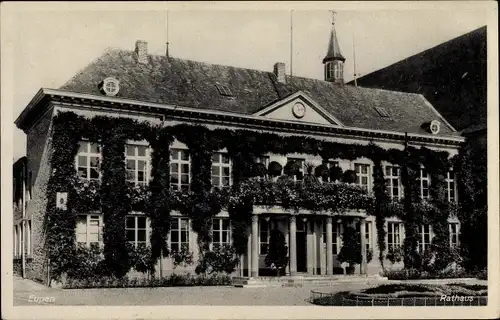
296,219,307,272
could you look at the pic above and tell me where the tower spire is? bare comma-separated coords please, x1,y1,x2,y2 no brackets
323,10,345,85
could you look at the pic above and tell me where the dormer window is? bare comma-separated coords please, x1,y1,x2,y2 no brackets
99,77,120,96
430,120,441,134
215,84,233,97
374,107,390,118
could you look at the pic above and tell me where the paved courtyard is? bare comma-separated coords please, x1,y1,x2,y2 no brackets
13,276,384,306
13,276,487,306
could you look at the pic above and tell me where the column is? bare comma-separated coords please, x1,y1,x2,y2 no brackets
312,220,317,275
251,215,259,277
247,225,252,277
326,216,333,275
360,218,367,275
306,218,314,275
289,215,297,276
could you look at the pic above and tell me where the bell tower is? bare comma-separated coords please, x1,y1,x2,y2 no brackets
323,11,346,85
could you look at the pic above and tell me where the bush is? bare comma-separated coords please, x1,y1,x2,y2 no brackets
342,170,357,183
382,268,478,280
386,247,404,265
338,226,361,267
265,229,289,276
267,161,283,177
171,245,194,269
67,244,108,280
195,244,240,275
63,273,232,289
314,164,329,180
329,166,343,182
128,244,156,277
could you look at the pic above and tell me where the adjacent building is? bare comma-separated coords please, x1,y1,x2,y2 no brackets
13,18,464,283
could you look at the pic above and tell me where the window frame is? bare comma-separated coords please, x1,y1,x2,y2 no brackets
446,171,457,203
417,224,433,252
385,165,402,200
354,162,371,190
387,221,403,252
170,217,190,252
449,222,460,248
125,144,150,186
75,141,102,181
259,219,271,255
419,168,430,200
211,217,231,249
76,214,104,248
170,148,191,191
125,215,149,247
211,152,232,188
286,157,305,181
323,160,340,183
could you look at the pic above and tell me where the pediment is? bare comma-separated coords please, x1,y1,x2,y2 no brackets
254,91,343,126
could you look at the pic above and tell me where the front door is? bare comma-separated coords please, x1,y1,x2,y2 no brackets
296,219,307,272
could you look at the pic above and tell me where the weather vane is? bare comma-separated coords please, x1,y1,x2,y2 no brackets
329,10,337,25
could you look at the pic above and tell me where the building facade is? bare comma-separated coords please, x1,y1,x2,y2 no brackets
13,20,464,283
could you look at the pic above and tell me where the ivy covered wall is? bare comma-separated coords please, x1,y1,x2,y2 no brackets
44,110,460,279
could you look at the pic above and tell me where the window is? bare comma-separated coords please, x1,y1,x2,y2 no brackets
170,217,189,252
126,216,148,247
126,145,149,186
374,107,390,118
18,224,23,257
28,170,32,200
212,152,231,187
76,142,101,181
27,220,31,255
212,218,230,248
101,77,120,96
170,149,190,190
327,62,343,79
14,225,18,256
322,220,341,254
365,221,372,254
387,222,403,251
418,224,432,252
259,219,270,255
256,155,270,167
449,223,459,248
255,155,270,179
355,163,370,189
76,215,103,247
287,158,305,181
446,171,456,202
419,168,430,200
215,84,233,97
324,161,339,183
385,166,402,200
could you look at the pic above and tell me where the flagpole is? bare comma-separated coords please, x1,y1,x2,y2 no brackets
22,161,26,278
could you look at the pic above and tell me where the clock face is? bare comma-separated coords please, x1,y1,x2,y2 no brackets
292,102,306,118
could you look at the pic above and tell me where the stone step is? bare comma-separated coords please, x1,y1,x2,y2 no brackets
232,275,388,288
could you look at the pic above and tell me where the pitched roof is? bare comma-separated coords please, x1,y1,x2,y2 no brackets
59,49,459,137
350,26,487,133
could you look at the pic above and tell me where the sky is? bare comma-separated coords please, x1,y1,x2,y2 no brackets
2,2,491,161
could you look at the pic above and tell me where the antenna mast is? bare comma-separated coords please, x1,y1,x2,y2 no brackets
165,3,170,58
352,27,358,86
290,9,294,79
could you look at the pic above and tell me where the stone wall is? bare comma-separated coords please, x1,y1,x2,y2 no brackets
24,107,55,283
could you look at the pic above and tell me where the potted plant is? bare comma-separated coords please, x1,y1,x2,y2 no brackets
329,166,343,182
267,161,283,177
265,229,289,277
342,170,357,184
337,226,361,275
303,162,319,185
314,164,329,181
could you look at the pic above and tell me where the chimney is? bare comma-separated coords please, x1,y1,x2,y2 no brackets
135,40,148,64
273,62,286,84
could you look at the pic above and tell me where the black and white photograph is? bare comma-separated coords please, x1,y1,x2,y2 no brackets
1,1,498,319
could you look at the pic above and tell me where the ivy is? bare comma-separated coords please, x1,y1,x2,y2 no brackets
46,111,459,278
148,127,173,261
